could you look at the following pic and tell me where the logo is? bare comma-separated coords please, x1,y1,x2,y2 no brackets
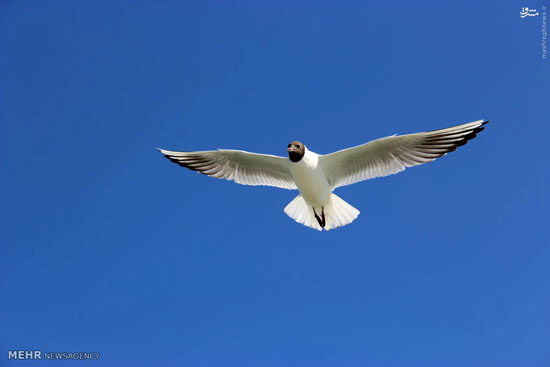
8,350,100,360
520,5,547,59
520,7,539,18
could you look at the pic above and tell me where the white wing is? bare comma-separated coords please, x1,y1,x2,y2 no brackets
320,120,489,189
159,148,297,190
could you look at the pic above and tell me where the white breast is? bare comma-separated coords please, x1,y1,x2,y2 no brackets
289,149,331,206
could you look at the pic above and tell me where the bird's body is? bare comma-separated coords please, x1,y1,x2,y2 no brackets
289,149,330,207
283,147,358,230
160,119,489,231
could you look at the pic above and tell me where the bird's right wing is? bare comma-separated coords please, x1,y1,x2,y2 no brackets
320,120,488,189
159,148,297,190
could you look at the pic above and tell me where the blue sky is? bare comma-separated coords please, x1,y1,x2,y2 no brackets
1,1,549,366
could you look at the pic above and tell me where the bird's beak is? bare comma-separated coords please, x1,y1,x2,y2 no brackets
287,147,293,152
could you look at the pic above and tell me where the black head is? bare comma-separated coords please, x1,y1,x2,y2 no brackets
287,141,305,162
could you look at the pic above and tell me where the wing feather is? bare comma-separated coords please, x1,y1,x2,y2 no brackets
320,120,489,188
159,148,296,190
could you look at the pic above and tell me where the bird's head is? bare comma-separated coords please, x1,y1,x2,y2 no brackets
287,141,305,162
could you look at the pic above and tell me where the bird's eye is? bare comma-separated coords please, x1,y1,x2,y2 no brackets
296,144,301,148
287,144,291,148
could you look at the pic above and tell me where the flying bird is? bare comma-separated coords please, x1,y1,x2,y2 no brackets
159,120,489,231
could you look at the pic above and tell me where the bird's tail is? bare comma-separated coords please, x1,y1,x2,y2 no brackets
284,193,360,231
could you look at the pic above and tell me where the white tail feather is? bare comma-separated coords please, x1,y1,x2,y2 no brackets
284,193,360,231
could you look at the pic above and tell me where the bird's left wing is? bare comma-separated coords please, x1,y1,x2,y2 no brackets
159,148,297,189
319,120,488,189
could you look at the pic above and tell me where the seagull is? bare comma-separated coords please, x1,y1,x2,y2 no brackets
159,119,489,231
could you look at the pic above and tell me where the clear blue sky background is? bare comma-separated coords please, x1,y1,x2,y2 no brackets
1,1,549,366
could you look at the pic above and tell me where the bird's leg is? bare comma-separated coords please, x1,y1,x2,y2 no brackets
313,207,326,228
